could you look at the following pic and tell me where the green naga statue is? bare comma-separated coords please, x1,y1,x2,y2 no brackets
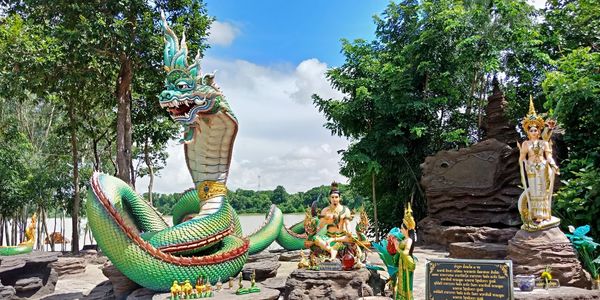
86,12,307,291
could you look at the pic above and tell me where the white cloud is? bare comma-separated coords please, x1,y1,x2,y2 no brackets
528,0,546,9
207,21,240,47
136,57,349,194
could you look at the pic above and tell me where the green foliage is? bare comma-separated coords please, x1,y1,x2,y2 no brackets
543,48,600,164
314,0,546,236
542,0,600,245
147,183,363,215
554,163,600,237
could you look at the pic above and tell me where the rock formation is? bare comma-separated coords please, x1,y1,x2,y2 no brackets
0,252,59,299
420,138,521,227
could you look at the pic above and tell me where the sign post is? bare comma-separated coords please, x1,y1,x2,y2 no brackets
426,258,513,300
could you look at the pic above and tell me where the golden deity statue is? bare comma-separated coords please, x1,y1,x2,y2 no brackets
303,182,371,269
518,96,560,231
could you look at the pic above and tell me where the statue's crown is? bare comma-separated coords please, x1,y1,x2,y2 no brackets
160,10,201,79
403,202,416,231
522,96,545,132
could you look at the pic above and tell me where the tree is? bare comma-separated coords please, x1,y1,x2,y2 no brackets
5,0,213,253
314,0,548,236
271,186,289,205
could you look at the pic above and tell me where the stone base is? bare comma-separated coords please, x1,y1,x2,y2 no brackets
448,242,508,259
284,268,374,300
419,217,518,246
514,286,600,299
507,227,591,288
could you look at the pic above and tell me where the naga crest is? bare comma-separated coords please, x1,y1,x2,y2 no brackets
355,207,370,234
158,11,230,136
304,207,319,236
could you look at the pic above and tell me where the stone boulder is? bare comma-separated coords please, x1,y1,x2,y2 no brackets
420,139,522,226
247,251,279,263
284,268,374,300
51,257,87,277
0,281,16,299
507,228,591,288
262,277,286,293
448,242,508,259
419,216,518,246
279,250,309,262
0,251,59,299
126,287,156,299
83,280,115,300
242,260,280,281
101,262,141,299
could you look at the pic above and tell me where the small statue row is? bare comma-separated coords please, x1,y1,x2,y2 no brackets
170,277,218,299
170,270,260,299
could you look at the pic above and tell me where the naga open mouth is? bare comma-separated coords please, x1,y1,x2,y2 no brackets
160,95,213,123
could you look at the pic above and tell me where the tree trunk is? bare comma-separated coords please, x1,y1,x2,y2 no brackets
116,54,133,186
372,172,380,242
69,106,80,254
0,217,3,246
144,139,154,205
12,217,17,245
4,219,10,246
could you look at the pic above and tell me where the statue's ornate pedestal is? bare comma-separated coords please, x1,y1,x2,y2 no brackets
284,268,374,300
507,227,591,288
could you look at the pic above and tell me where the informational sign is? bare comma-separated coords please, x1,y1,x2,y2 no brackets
426,258,513,300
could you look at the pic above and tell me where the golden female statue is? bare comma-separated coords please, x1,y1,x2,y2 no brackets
518,97,560,231
394,204,416,300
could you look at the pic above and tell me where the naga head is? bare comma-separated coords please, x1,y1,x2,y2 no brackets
158,11,228,132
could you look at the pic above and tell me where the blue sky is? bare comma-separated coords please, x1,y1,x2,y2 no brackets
204,1,389,66
139,0,545,194
139,1,390,194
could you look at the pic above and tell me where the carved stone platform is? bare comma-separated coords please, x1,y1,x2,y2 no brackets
507,227,591,288
284,268,374,300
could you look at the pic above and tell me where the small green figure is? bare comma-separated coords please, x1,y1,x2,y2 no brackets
235,275,250,295
249,269,261,293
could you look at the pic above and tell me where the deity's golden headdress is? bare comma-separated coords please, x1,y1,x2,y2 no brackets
522,96,545,132
403,203,416,231
329,182,340,196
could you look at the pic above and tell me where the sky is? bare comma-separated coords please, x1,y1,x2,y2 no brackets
136,0,547,195
136,1,390,194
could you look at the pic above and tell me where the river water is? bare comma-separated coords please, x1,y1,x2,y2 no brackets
14,214,306,252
